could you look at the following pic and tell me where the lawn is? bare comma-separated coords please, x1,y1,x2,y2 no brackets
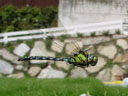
0,77,128,96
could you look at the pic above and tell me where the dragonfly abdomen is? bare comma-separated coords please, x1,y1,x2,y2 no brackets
18,56,71,62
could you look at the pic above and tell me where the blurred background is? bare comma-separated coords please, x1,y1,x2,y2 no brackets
0,0,128,96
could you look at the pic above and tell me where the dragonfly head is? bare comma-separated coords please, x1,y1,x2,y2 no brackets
88,54,98,66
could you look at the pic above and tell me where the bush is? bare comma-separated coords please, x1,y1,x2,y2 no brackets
4,26,15,32
58,35,71,42
103,31,109,36
45,36,54,50
77,33,83,37
0,5,58,33
90,32,96,37
8,46,14,53
0,42,4,47
25,39,35,47
42,6,58,28
115,30,121,34
16,40,23,44
2,42,12,47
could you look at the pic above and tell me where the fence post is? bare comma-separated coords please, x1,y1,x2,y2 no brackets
120,20,123,34
122,21,128,35
4,33,8,44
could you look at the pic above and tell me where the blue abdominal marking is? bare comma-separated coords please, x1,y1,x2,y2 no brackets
64,58,68,62
42,56,46,60
30,56,34,60
56,58,60,61
35,56,39,60
49,57,54,60
25,56,32,60
24,57,28,59
70,58,73,62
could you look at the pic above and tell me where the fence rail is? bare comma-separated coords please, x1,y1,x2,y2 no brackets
0,20,124,43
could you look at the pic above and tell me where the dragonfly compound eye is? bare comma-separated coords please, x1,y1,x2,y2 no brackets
93,56,98,63
88,55,98,66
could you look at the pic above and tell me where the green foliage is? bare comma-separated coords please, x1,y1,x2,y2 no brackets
45,36,54,50
4,26,15,32
16,40,23,44
42,6,58,27
18,6,43,30
0,5,58,33
58,35,71,42
25,39,35,47
0,42,14,53
8,46,14,53
0,41,22,50
103,31,109,36
115,30,121,34
105,60,117,68
90,32,96,37
0,77,128,96
126,69,128,74
46,36,54,40
2,42,12,47
0,42,4,47
77,33,84,38
0,5,18,33
37,63,48,68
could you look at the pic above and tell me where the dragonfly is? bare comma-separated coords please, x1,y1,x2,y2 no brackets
18,19,98,68
18,45,98,68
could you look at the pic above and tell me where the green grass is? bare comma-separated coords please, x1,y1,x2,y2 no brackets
0,77,128,96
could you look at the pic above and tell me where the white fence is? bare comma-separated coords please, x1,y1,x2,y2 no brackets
122,22,128,35
0,20,123,43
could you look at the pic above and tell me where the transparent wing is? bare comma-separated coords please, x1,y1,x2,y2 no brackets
58,18,82,55
84,45,94,52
